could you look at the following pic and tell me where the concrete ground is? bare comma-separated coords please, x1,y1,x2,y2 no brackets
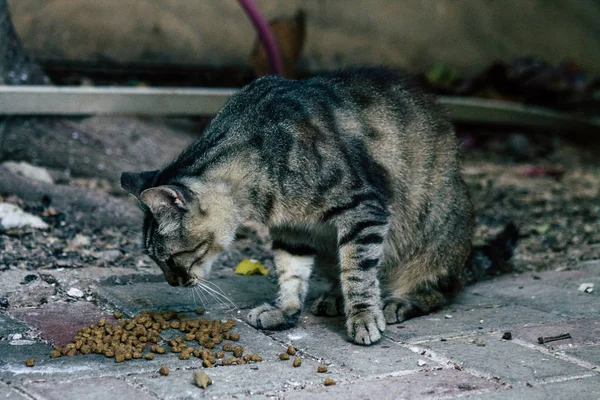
1,259,599,399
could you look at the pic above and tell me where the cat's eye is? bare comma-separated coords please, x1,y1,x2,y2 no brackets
166,257,177,269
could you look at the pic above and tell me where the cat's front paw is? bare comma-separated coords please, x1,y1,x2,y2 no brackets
247,303,300,330
346,308,386,345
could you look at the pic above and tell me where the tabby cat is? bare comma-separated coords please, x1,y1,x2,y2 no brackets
121,67,516,345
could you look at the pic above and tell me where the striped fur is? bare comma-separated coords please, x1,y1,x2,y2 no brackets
121,67,476,345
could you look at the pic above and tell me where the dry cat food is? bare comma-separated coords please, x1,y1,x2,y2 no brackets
287,346,297,355
159,365,169,376
317,365,328,373
44,309,262,366
324,377,336,386
279,353,290,361
233,345,244,358
25,358,35,367
292,357,302,367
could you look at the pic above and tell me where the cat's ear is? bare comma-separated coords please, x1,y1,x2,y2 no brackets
139,185,190,216
120,170,159,198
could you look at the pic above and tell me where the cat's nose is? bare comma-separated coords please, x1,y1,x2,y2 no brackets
164,272,180,286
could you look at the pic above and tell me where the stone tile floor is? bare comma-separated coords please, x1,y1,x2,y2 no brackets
1,261,599,399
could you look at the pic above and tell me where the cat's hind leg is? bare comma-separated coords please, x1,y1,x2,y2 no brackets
247,246,313,330
311,253,344,317
382,255,462,324
383,287,447,324
311,287,344,316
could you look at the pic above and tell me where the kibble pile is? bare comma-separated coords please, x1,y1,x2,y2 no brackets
48,309,262,366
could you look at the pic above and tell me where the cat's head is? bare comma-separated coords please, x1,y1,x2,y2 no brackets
120,171,238,287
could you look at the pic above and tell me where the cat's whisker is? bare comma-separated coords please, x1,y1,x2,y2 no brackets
193,285,208,306
189,285,196,305
197,279,233,302
197,279,234,303
197,281,238,311
196,283,227,306
195,284,226,308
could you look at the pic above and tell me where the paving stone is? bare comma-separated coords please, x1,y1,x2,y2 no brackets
97,275,276,315
383,304,563,343
469,276,600,319
422,333,591,384
0,381,30,400
8,301,116,346
1,308,280,383
283,368,502,400
0,343,163,382
565,345,600,367
265,314,429,378
0,341,53,369
510,318,600,350
22,377,156,400
127,357,348,399
97,274,329,315
3,263,600,398
0,313,30,339
451,290,506,307
466,375,600,400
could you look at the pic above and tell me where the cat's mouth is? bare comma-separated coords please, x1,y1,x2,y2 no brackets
164,257,196,287
164,270,196,287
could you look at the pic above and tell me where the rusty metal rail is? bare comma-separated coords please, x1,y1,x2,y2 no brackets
0,85,598,134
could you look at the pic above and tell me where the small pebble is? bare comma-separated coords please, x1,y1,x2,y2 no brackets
193,371,212,389
502,332,512,340
417,359,427,367
67,288,84,298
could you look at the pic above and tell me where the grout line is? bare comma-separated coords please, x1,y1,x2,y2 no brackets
118,375,162,400
530,372,598,385
408,332,483,345
384,336,497,381
510,338,600,372
0,380,37,400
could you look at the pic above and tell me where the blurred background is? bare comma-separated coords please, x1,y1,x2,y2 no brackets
7,1,600,78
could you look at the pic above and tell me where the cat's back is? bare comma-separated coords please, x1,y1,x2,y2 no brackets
227,67,451,142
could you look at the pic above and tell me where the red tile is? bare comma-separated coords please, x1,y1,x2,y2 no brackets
9,301,117,347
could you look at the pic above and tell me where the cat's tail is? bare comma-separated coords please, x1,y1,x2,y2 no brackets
465,222,520,284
